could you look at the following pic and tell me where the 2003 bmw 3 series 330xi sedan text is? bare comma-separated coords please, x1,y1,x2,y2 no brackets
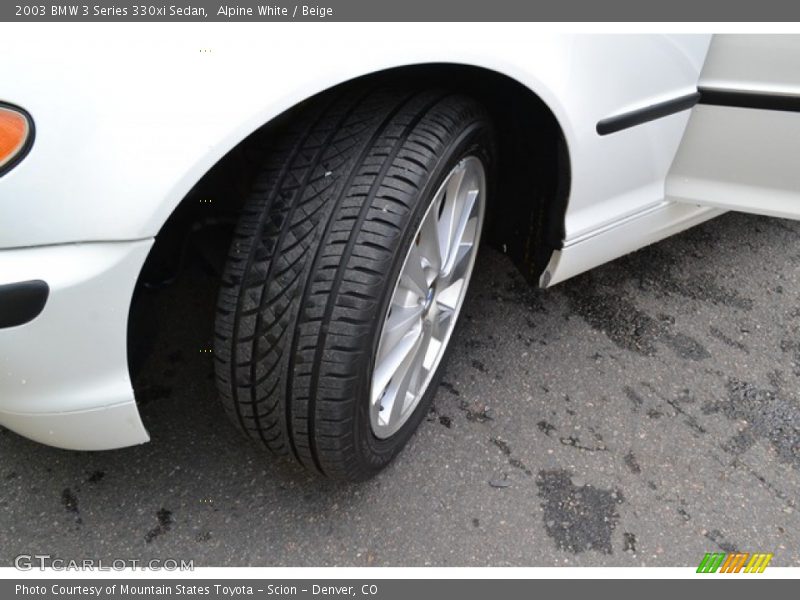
1,29,798,480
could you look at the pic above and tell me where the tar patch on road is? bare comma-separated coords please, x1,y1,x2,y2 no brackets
564,285,709,360
145,508,174,543
87,470,105,484
623,451,642,475
705,528,739,554
536,469,623,554
623,532,637,553
704,378,800,470
61,488,82,525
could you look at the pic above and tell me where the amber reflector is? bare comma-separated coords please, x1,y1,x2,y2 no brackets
0,107,30,170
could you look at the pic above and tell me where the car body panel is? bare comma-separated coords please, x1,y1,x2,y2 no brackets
699,34,800,95
0,27,713,450
0,241,151,449
667,35,800,220
542,202,724,287
0,26,709,250
668,106,800,220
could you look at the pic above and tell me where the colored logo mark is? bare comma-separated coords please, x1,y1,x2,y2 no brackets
697,552,773,573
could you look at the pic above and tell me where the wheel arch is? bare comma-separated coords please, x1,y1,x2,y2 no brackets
142,62,570,281
128,63,571,381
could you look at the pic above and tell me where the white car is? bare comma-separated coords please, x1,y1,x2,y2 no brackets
1,28,798,480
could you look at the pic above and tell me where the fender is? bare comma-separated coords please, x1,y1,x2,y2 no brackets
0,24,708,254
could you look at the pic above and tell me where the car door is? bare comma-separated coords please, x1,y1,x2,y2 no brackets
667,34,800,220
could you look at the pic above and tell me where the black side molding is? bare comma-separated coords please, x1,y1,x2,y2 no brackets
698,88,800,113
0,280,49,329
596,91,701,136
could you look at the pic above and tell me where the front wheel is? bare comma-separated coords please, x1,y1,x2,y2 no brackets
214,87,495,480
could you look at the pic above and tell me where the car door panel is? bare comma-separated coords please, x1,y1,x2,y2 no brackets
667,34,800,220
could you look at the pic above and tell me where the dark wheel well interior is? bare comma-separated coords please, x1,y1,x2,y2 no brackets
127,63,570,381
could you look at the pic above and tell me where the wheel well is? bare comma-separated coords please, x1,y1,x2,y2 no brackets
128,64,570,379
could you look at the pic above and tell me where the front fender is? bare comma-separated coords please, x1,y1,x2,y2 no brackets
0,25,707,250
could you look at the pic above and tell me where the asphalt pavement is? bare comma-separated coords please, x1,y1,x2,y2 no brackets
1,211,799,567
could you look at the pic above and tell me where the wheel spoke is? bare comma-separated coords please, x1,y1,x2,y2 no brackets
388,325,429,425
376,303,424,363
443,189,478,276
371,323,422,404
437,165,466,270
399,245,429,299
418,205,444,274
431,304,454,342
445,163,467,216
442,243,472,288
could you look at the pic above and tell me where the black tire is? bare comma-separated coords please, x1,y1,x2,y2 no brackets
214,86,494,480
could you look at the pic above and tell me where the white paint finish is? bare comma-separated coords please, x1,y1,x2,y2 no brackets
668,105,800,220
0,240,152,448
700,34,800,94
543,202,724,287
544,35,710,241
561,109,695,240
667,35,800,221
0,25,709,250
0,402,149,451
